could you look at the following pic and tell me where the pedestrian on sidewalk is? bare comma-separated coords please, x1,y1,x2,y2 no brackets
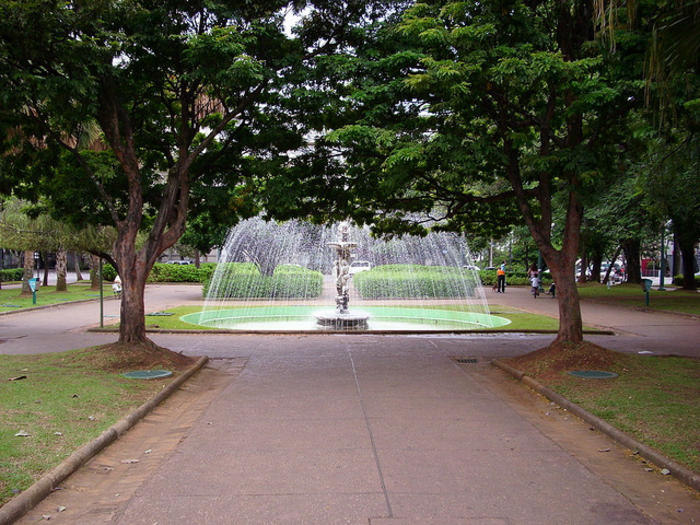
496,261,506,293
530,271,541,298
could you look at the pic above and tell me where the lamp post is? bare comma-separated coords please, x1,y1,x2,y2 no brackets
99,258,104,328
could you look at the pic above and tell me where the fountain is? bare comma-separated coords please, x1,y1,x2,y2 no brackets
314,222,370,328
186,217,510,331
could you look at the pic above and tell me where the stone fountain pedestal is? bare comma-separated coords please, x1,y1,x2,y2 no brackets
314,309,369,329
314,221,370,330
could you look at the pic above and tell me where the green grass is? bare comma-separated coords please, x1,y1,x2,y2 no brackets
577,283,700,315
102,303,567,332
0,283,114,313
0,347,174,505
550,354,700,472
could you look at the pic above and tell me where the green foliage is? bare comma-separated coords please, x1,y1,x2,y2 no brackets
147,264,205,283
673,274,700,287
203,264,323,299
101,263,118,282
103,262,219,283
479,270,551,287
0,268,23,282
353,264,476,299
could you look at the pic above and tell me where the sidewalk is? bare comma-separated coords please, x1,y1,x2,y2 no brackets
484,285,700,357
4,285,699,523
18,338,699,524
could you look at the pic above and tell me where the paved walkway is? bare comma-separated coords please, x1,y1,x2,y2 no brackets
3,284,699,523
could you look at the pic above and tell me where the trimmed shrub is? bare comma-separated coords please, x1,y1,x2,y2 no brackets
673,274,700,287
147,263,203,283
0,268,24,282
102,262,213,283
102,263,118,282
203,263,323,299
479,270,551,286
354,264,477,299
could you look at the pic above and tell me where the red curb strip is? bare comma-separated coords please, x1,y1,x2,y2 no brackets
0,356,209,525
492,359,700,492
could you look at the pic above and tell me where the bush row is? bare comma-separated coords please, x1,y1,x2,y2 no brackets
673,274,700,287
478,270,551,286
203,263,323,299
354,265,476,299
0,268,24,282
101,262,218,283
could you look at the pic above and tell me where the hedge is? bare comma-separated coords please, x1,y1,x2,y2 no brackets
0,268,24,282
354,264,477,299
203,263,323,299
673,274,700,287
101,262,216,283
478,270,551,286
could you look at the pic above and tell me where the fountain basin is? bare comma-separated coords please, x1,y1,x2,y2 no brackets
182,306,510,332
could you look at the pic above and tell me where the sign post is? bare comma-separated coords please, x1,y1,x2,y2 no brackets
28,277,38,305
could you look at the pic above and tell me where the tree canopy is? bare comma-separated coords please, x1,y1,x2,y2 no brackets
0,0,390,344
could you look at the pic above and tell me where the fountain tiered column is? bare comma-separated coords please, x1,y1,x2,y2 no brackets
315,222,369,328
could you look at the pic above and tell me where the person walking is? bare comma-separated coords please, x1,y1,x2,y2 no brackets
496,261,506,293
529,266,540,298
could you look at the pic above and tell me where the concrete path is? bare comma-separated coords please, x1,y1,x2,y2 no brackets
483,285,700,357
3,284,699,523
16,337,699,524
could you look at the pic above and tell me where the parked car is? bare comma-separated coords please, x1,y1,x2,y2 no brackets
168,260,192,265
462,264,480,271
349,260,371,274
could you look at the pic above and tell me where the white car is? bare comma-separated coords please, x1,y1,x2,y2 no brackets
349,260,372,274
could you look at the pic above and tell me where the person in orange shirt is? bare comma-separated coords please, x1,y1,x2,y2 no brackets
496,261,506,293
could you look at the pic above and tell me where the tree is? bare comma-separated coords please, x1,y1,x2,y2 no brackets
277,0,647,343
1,1,375,346
642,130,699,289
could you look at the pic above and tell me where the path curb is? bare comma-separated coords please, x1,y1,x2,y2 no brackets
88,327,616,336
492,359,700,492
0,356,209,525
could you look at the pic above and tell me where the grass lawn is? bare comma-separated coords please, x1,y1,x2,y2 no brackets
0,283,114,313
507,344,700,473
101,304,571,332
577,283,700,315
0,346,181,506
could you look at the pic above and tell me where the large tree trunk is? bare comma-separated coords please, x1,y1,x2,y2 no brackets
89,254,101,290
590,250,603,283
677,234,698,291
549,262,583,343
602,246,622,285
517,187,584,344
577,252,588,283
672,234,680,277
55,248,67,291
118,257,149,344
621,238,641,284
194,250,200,269
73,252,84,281
42,252,49,287
20,250,34,296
